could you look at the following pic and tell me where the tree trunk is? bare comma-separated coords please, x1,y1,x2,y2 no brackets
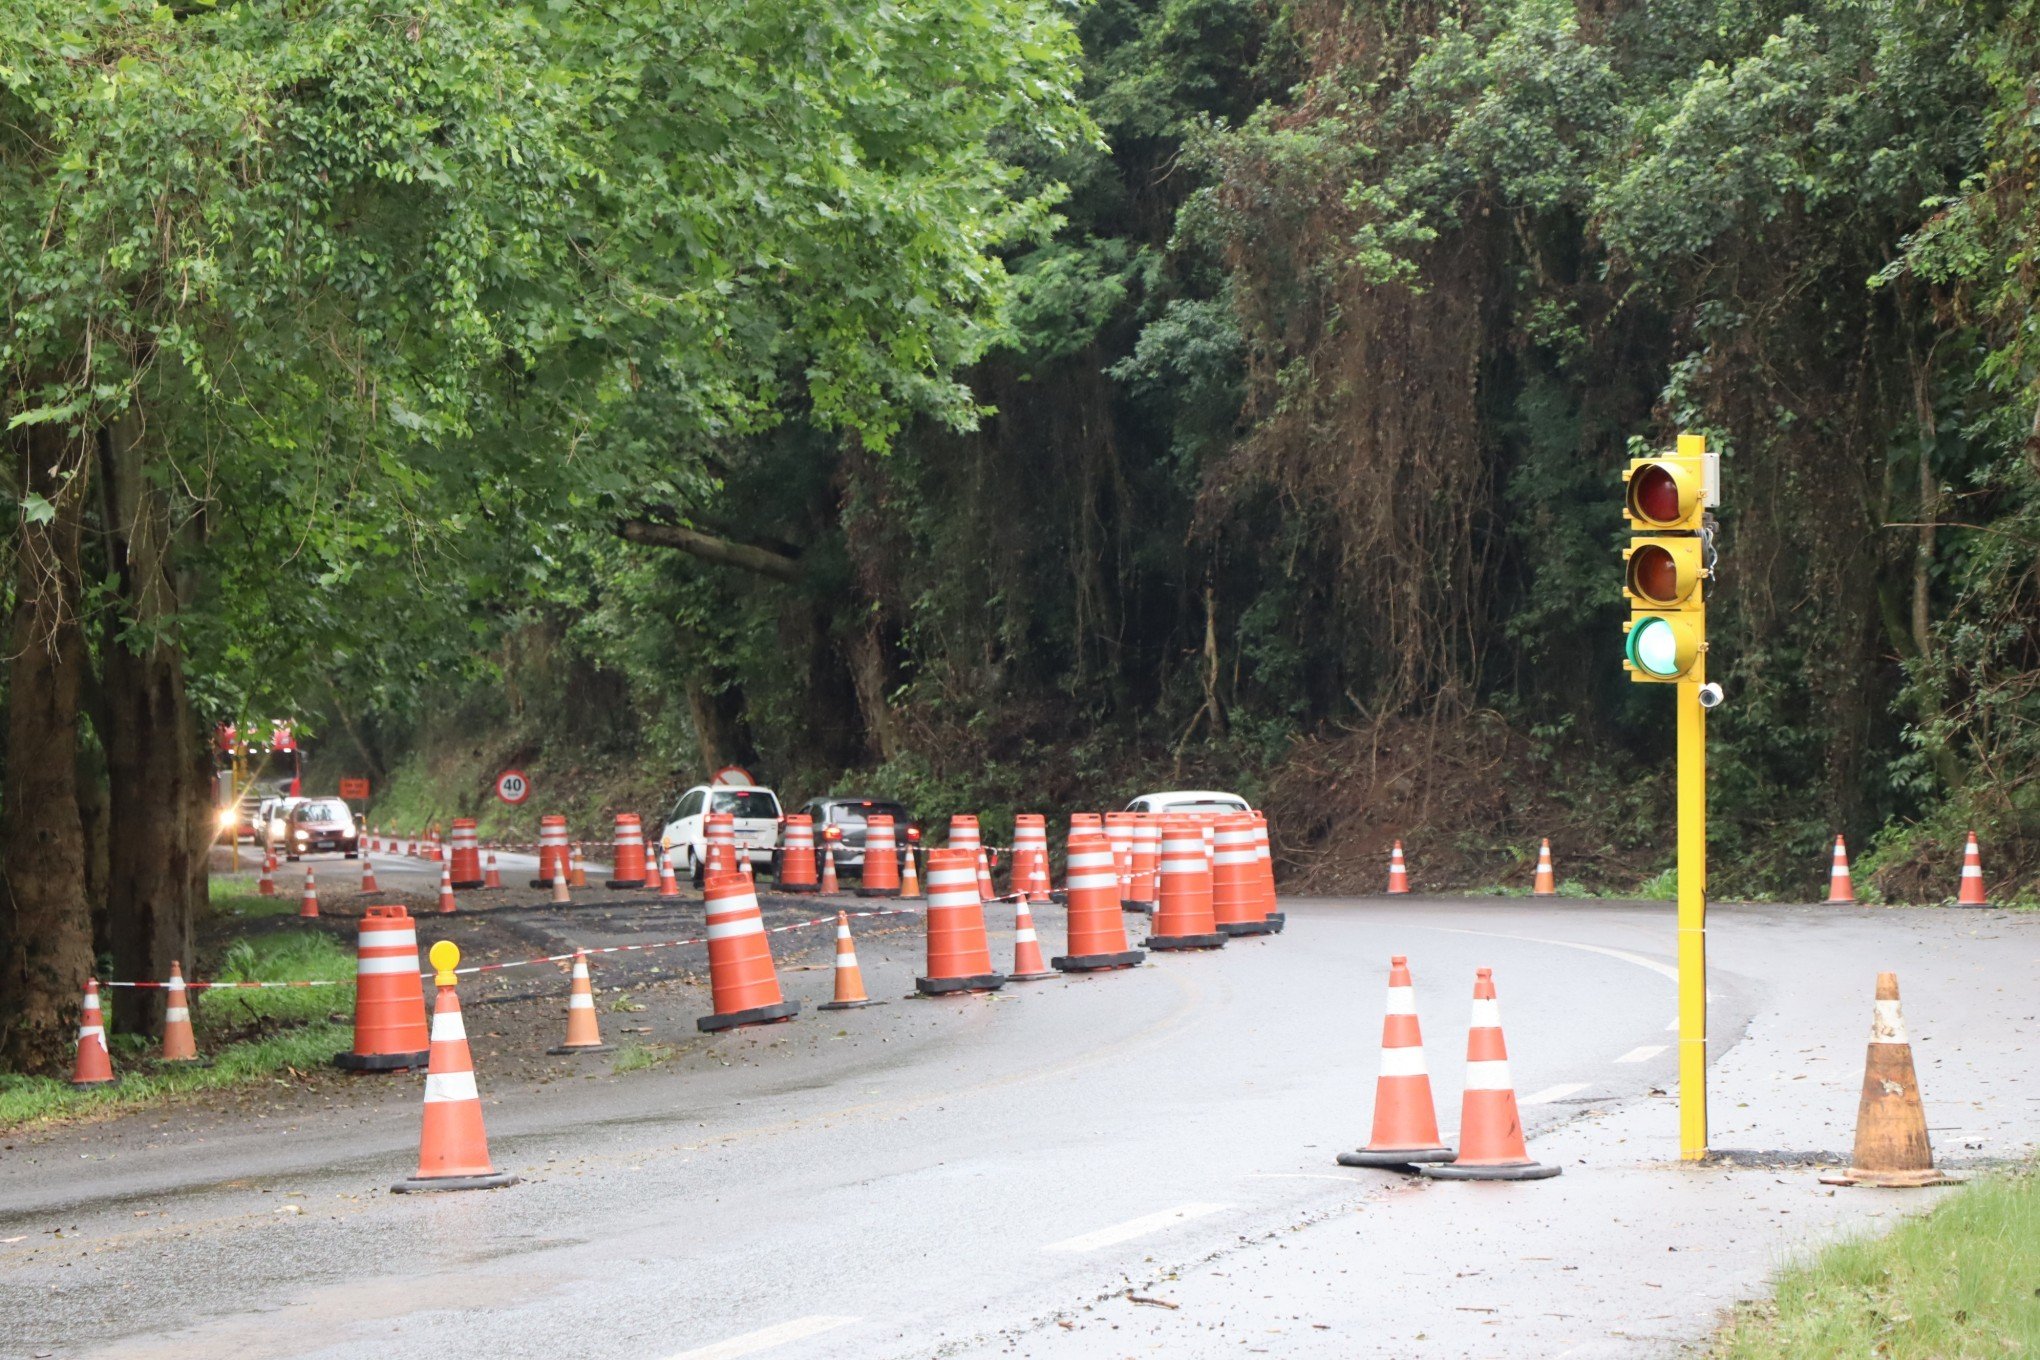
846,617,902,763
685,679,758,773
97,410,200,1036
0,426,95,1075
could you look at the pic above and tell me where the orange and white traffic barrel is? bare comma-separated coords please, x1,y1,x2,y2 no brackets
917,847,1007,995
448,819,483,889
859,815,901,896
696,872,800,1031
1052,828,1143,972
1147,816,1227,951
528,815,569,889
333,906,431,1072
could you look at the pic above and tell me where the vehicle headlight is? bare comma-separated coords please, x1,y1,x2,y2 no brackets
218,808,239,830
294,829,309,840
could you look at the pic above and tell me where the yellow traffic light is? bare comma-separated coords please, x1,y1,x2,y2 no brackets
1624,535,1705,608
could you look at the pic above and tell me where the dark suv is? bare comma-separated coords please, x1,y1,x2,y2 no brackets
799,797,919,878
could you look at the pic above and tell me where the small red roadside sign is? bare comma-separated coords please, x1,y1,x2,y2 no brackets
495,769,532,805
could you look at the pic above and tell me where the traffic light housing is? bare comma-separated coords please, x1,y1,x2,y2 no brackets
1622,435,1710,683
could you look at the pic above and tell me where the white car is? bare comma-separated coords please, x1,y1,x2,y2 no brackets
1125,789,1251,817
659,783,784,884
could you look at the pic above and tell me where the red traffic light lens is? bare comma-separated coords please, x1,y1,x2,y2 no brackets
1629,544,1677,604
1630,464,1681,524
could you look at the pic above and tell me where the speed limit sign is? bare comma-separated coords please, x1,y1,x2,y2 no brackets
495,769,532,806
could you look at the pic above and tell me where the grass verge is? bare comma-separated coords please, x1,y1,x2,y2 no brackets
1712,1171,2039,1358
0,919,356,1130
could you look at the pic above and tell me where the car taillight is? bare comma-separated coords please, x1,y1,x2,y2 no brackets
824,825,843,841
905,826,921,842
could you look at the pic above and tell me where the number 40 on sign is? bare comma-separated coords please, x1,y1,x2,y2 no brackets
495,770,531,806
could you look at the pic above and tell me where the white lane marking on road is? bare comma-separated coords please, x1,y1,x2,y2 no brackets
663,1316,860,1360
1430,928,1677,984
1522,1083,1591,1105
1615,1045,1668,1063
1045,1202,1230,1252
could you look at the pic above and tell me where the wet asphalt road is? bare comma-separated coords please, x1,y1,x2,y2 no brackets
2,854,2033,1360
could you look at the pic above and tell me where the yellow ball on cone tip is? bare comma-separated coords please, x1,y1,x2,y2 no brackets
429,940,460,986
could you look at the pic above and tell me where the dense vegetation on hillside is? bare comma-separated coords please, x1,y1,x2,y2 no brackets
4,1,2037,1068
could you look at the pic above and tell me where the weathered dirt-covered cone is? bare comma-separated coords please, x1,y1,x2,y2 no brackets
1826,836,1854,904
392,942,517,1193
1956,832,1988,907
1387,841,1411,895
71,979,116,1088
1008,898,1056,981
1820,973,1960,1188
298,866,319,919
818,912,877,1010
361,855,380,894
1419,969,1560,1181
437,862,457,915
1531,839,1557,897
547,950,612,1054
1339,956,1452,1167
697,872,801,1031
160,962,200,1063
258,851,276,898
917,847,1008,995
551,862,572,904
334,905,431,1071
484,853,503,890
570,843,588,888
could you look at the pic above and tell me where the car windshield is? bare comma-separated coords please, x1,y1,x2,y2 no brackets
295,800,350,822
830,801,908,827
711,790,778,818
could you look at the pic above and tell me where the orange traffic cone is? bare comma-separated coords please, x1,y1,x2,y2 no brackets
547,950,612,1054
657,845,681,898
484,853,503,890
1387,841,1411,895
1253,813,1284,932
391,942,516,1192
1957,832,1988,906
859,815,901,896
361,856,380,894
160,961,199,1063
1213,814,1275,936
1826,836,1855,904
551,862,572,904
779,815,820,893
1819,972,1959,1188
818,911,877,1010
1012,814,1052,903
948,815,984,900
1531,840,1557,897
696,873,800,1031
438,862,457,915
1420,969,1560,1181
821,845,840,894
917,847,1007,995
740,852,754,881
333,905,432,1071
258,852,276,898
298,866,319,919
568,844,586,889
975,848,995,901
1052,828,1144,972
1009,898,1055,981
1338,956,1452,1166
606,814,648,890
1147,816,1227,951
71,979,116,1087
900,846,921,898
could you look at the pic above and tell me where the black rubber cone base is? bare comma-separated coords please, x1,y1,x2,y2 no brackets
1419,1160,1562,1181
1267,912,1287,932
605,878,646,891
1219,919,1280,937
391,1171,518,1194
855,886,900,898
696,999,801,1032
1338,1145,1455,1168
450,879,485,890
528,878,552,889
1053,950,1147,972
781,883,819,894
818,997,883,1010
1008,969,1057,982
546,1042,614,1055
334,1049,430,1073
1121,901,1156,915
916,973,1007,995
69,1077,117,1090
1146,932,1227,951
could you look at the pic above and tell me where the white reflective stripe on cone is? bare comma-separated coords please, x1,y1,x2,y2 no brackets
359,929,418,949
705,916,766,940
1378,1046,1428,1077
1066,872,1116,890
1870,999,1907,1043
79,1025,105,1039
928,892,977,908
423,1071,480,1104
1470,999,1502,1029
1385,986,1416,1015
357,956,417,975
569,994,595,1010
165,1007,190,1022
927,869,975,888
430,1009,468,1042
1015,926,1038,943
1961,864,1983,877
1463,1060,1513,1091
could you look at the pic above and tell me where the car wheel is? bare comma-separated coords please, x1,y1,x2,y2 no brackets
286,853,300,862
689,850,705,888
344,851,359,860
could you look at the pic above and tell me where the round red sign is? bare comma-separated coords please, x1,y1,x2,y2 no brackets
495,769,532,805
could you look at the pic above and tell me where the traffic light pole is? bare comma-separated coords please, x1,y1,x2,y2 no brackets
1677,659,1708,1160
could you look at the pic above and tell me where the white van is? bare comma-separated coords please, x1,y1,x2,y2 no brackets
1125,789,1251,817
659,784,784,884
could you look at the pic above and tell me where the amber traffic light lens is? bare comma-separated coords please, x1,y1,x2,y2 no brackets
1630,464,1681,524
1628,543,1678,604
